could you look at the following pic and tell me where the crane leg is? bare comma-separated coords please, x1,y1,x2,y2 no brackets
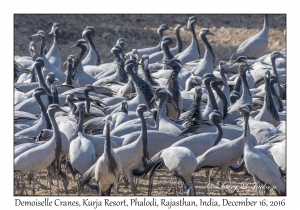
191,175,196,196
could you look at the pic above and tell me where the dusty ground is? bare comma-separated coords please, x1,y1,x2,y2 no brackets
14,165,279,196
14,14,286,64
13,14,286,196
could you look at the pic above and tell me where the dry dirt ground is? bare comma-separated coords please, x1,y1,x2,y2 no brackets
14,14,286,64
14,14,286,196
14,163,279,196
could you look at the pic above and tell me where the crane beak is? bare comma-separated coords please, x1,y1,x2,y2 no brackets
55,78,59,81
208,31,216,36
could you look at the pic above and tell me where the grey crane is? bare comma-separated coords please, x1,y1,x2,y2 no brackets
269,51,286,99
254,71,279,126
242,104,286,195
70,39,97,86
81,26,101,66
230,15,269,60
151,88,185,135
30,30,66,84
93,45,128,85
160,58,183,121
113,59,154,112
126,24,169,59
69,103,97,191
194,104,252,195
175,16,200,64
191,28,216,78
79,115,122,195
133,146,197,196
149,25,183,64
14,104,67,195
46,23,62,69
15,88,51,137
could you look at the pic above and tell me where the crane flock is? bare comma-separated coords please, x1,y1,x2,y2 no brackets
14,14,286,196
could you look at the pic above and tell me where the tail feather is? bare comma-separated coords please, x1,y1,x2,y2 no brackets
78,163,96,193
132,151,163,176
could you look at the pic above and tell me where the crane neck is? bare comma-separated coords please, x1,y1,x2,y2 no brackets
76,110,85,136
212,118,223,146
104,121,118,176
138,111,148,166
211,81,228,117
176,30,183,53
35,66,52,94
39,37,47,57
84,91,91,114
48,109,61,164
162,43,174,60
30,68,37,83
263,14,269,32
34,94,51,129
240,70,251,100
158,30,165,51
190,24,200,59
201,34,215,63
86,34,101,65
65,63,73,85
72,46,87,80
67,98,77,115
204,79,218,111
264,76,279,122
115,53,128,83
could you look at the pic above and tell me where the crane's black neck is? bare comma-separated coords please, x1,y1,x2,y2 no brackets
53,31,59,49
240,69,251,97
265,77,279,122
86,34,101,65
201,33,215,63
114,53,128,83
138,111,148,166
204,79,218,110
40,37,47,57
158,29,165,51
211,81,228,118
72,46,87,80
162,43,174,60
67,98,77,115
176,29,183,53
66,63,73,85
263,14,269,30
30,68,37,83
270,81,284,112
34,94,51,129
84,90,91,114
35,66,52,95
212,117,223,146
76,109,85,136
190,23,200,59
104,122,118,176
48,109,61,165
